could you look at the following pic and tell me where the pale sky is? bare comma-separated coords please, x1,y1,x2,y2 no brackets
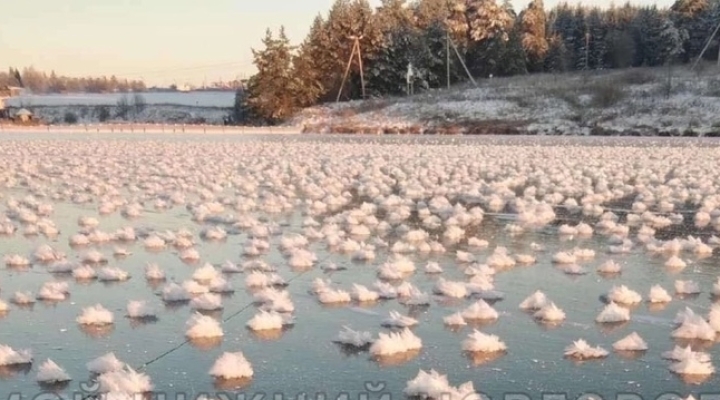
0,0,672,87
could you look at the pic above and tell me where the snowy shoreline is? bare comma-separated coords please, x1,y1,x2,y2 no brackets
8,67,720,137
0,123,301,135
15,104,232,126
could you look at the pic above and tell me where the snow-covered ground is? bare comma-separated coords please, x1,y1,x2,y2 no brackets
3,91,236,125
293,67,720,136
25,104,231,125
0,124,300,134
5,91,235,108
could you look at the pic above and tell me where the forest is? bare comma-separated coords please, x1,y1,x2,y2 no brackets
239,0,719,124
0,67,147,94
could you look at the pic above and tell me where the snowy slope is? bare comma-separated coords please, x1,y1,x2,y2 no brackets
291,67,720,136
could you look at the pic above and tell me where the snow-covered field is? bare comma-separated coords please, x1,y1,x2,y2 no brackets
5,91,235,108
293,66,720,136
25,104,231,125
0,133,719,398
9,68,717,134
3,91,235,125
0,124,300,134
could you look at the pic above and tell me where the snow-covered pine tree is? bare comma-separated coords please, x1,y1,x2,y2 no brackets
604,28,636,68
571,7,590,71
367,0,415,95
420,21,466,87
698,1,720,62
586,8,608,69
497,24,529,76
366,26,422,95
375,0,414,30
602,4,637,68
293,16,327,108
520,0,549,72
245,27,298,123
548,4,581,71
321,0,381,101
319,0,354,100
630,7,651,66
658,18,689,64
465,0,515,42
502,0,518,20
413,0,451,29
632,6,669,67
544,34,572,72
232,85,251,124
464,0,515,77
671,0,712,62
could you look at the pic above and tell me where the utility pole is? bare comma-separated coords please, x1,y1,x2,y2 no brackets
406,63,415,95
691,19,720,70
446,32,451,89
336,35,366,103
585,32,590,70
443,0,477,89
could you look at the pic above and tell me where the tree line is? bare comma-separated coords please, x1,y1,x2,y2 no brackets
0,67,147,93
237,0,720,124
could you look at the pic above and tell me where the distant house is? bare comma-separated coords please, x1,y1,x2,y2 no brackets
0,86,23,97
14,108,33,122
1,86,24,120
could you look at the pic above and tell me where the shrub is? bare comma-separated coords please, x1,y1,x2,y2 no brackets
589,82,626,108
95,106,111,122
548,87,582,110
63,111,78,124
706,79,720,97
116,95,131,120
132,93,147,115
619,69,656,86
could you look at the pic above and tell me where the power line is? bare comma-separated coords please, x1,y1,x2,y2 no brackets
112,61,253,79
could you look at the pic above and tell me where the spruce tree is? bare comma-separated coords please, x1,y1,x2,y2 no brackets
413,0,451,29
465,0,515,42
544,34,572,72
245,27,297,123
586,8,608,69
498,24,529,76
671,0,712,62
632,6,670,66
465,0,515,77
367,26,421,95
293,16,328,107
604,29,636,68
520,0,549,72
571,7,589,71
548,4,580,70
322,0,380,101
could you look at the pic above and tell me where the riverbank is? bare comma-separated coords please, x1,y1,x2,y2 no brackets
15,104,231,125
0,123,301,134
291,66,720,136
